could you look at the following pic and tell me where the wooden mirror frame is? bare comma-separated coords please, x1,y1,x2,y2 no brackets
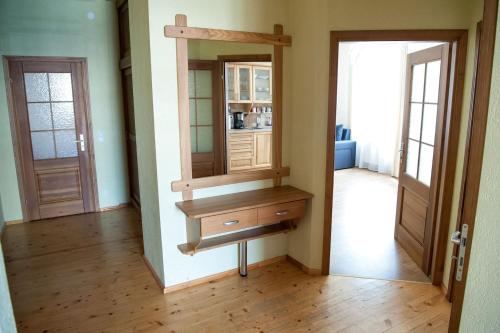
165,14,292,200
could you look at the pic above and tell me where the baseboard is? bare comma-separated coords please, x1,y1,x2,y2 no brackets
5,219,23,226
286,255,322,275
142,255,167,293
440,282,448,296
146,255,287,294
99,202,130,212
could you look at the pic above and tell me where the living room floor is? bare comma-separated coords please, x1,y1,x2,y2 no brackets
331,167,430,283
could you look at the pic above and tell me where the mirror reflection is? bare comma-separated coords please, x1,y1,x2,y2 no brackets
188,40,273,178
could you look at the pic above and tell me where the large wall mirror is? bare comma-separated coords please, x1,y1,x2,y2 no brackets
187,40,274,178
165,15,291,199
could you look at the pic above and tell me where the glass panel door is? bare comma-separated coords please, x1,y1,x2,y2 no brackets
237,65,252,102
188,69,214,153
225,64,237,102
253,66,272,102
405,60,441,186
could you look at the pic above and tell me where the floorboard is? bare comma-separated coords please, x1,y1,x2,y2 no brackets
331,168,430,282
2,207,449,332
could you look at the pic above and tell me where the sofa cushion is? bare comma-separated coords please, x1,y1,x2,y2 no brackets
342,128,351,140
336,124,344,141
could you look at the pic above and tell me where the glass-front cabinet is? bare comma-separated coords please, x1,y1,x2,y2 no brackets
253,66,272,103
237,65,252,103
225,64,237,103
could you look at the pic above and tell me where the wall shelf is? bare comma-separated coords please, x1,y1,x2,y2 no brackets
178,221,294,255
176,185,313,256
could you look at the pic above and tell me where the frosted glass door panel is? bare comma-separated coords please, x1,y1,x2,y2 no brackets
24,72,78,160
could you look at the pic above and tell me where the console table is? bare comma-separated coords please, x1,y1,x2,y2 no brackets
176,185,313,275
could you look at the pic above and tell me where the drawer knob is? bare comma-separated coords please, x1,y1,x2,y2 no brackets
223,220,240,226
275,210,289,216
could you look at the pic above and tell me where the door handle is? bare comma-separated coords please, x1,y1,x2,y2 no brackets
275,210,289,216
223,220,239,226
74,134,85,152
450,230,461,245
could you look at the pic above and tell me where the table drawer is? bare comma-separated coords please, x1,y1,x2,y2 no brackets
230,158,253,170
201,209,258,237
229,133,254,142
258,200,306,225
229,141,253,151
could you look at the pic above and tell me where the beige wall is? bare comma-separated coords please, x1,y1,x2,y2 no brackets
460,4,500,330
145,0,291,287
286,0,482,271
141,0,482,289
128,0,165,282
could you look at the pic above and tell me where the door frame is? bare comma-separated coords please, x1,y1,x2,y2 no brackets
448,0,498,330
322,29,468,288
3,56,100,222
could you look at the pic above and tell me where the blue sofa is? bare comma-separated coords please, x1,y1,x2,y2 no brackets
335,125,356,170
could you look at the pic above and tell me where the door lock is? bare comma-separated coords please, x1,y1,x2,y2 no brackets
75,134,85,152
451,224,468,281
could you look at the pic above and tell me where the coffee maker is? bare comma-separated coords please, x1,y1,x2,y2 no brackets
233,112,245,129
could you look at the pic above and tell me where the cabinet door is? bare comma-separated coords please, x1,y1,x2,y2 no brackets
253,66,272,103
225,64,237,102
254,132,272,168
237,65,252,103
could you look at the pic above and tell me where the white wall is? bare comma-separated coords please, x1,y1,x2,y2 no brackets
0,196,17,333
459,4,500,331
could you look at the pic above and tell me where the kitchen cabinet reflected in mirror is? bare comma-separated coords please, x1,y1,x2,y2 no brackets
188,40,273,178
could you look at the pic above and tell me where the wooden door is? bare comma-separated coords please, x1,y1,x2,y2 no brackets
7,58,97,221
254,132,272,168
188,60,223,178
118,0,140,210
394,45,449,274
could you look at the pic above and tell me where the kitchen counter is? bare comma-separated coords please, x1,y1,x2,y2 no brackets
229,127,272,133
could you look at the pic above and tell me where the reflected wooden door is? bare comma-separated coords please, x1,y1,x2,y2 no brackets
8,58,97,221
395,45,449,274
188,60,222,178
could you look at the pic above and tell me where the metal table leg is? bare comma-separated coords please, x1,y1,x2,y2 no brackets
239,241,248,277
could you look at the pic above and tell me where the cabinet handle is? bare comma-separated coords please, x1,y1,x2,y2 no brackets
275,210,289,216
223,220,239,226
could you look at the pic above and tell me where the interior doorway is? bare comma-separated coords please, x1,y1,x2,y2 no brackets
331,41,449,282
5,56,99,221
322,30,469,289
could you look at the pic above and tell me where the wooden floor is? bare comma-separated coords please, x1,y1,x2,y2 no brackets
332,168,430,282
2,207,450,332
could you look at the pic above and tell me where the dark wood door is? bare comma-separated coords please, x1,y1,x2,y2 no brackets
8,58,97,221
395,45,449,274
118,0,140,210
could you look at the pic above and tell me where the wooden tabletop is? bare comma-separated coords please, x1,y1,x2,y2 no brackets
175,185,313,219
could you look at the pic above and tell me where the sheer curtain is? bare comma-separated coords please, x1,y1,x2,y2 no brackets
338,42,407,177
